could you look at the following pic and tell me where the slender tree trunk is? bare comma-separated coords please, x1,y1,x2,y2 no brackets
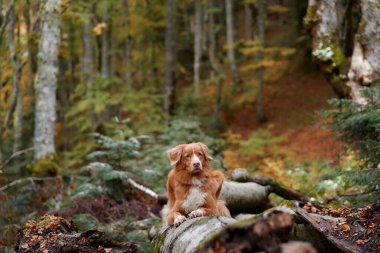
164,0,176,121
24,0,34,95
7,5,23,152
122,0,132,86
68,23,75,89
0,0,2,92
101,0,110,79
33,0,60,160
346,0,380,104
208,0,217,80
193,0,202,97
146,1,156,83
202,0,208,52
244,1,253,40
83,18,93,93
255,0,266,123
208,0,224,128
225,0,240,86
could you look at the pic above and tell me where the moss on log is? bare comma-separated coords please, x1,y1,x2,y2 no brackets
154,212,317,253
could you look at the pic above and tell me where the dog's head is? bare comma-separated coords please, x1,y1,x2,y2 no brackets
167,143,212,174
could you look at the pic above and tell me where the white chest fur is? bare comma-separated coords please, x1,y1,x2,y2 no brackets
182,178,207,213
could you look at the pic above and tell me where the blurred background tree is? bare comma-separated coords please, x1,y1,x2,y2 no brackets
0,0,379,251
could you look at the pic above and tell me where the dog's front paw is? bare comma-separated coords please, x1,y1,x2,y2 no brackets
174,215,187,227
188,209,205,219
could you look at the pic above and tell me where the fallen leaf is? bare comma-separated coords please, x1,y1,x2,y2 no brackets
340,224,350,232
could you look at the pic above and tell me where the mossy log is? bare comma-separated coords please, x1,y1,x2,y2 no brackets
154,216,236,253
231,168,310,202
154,212,317,253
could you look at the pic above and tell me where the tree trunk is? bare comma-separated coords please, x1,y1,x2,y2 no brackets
164,0,176,121
193,0,202,97
346,0,380,104
244,1,253,40
33,0,60,161
208,0,217,80
255,0,267,123
201,0,208,53
7,5,23,153
304,0,350,98
225,0,240,86
101,0,110,79
122,0,132,86
82,16,94,92
24,0,34,95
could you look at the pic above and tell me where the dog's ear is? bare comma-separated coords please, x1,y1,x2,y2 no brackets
197,142,213,160
167,144,184,166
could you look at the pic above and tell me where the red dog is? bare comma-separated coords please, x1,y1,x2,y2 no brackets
166,143,230,227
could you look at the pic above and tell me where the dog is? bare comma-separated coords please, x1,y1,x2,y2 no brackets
166,142,230,227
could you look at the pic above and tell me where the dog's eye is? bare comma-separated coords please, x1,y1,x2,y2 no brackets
198,152,203,156
185,154,190,158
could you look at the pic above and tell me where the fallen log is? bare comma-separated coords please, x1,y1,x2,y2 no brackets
231,168,310,202
15,215,136,253
156,180,270,214
154,216,236,253
219,180,270,214
292,201,379,253
154,211,317,253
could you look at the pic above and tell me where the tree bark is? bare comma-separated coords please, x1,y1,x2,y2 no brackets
82,15,94,93
346,0,380,105
101,0,110,79
164,0,176,121
255,0,267,123
244,1,253,40
231,169,310,202
122,0,132,86
7,5,23,153
193,0,202,97
23,0,35,95
304,0,350,98
154,212,317,253
293,201,362,253
33,0,60,160
225,0,240,86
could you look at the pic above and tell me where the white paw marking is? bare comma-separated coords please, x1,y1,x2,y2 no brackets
174,215,187,227
188,209,205,219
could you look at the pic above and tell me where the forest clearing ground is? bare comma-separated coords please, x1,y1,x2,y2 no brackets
220,58,344,195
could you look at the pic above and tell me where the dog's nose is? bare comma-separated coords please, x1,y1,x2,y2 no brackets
193,162,200,168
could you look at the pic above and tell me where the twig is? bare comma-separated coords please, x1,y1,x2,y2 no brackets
0,176,59,192
0,147,34,169
127,178,158,199
339,188,379,197
0,0,14,39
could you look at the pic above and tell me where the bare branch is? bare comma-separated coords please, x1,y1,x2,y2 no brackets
0,176,59,192
0,147,34,169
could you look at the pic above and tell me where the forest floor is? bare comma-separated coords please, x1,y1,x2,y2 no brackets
228,62,342,163
217,53,346,201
